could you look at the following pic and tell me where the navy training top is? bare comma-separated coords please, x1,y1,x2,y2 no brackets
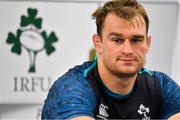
41,60,180,119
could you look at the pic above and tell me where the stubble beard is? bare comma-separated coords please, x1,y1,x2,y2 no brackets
105,59,145,78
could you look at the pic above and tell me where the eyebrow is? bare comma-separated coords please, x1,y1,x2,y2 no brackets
132,35,145,39
108,32,145,39
108,32,123,37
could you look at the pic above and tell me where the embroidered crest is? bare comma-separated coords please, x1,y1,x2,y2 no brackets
137,104,151,120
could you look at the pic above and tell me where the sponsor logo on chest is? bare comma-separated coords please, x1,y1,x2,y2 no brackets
96,103,151,120
96,103,109,120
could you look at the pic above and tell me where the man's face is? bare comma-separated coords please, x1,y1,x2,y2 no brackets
93,13,151,77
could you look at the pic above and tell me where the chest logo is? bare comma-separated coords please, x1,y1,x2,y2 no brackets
137,104,150,120
96,103,109,120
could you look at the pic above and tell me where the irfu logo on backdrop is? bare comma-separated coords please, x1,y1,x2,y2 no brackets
6,8,58,73
5,8,58,93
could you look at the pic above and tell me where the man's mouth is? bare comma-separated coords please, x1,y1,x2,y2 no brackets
117,57,136,61
117,58,137,65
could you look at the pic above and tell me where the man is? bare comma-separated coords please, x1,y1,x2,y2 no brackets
41,0,180,119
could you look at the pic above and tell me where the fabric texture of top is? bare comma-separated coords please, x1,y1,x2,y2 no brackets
41,60,180,119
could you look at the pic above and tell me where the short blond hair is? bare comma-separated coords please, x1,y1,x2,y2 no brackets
92,0,149,35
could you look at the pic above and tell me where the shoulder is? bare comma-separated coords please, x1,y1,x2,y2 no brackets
152,71,179,92
139,68,179,90
143,69,180,119
41,61,96,119
55,61,92,85
49,61,93,96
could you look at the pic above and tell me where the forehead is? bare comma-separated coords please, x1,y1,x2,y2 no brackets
102,13,146,35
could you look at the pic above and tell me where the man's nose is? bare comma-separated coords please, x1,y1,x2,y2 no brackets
120,40,133,55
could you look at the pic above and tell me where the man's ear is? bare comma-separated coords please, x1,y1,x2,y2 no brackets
92,34,102,55
147,35,151,48
145,35,151,54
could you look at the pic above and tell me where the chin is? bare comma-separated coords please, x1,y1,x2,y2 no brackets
115,71,137,78
122,70,137,75
117,67,140,76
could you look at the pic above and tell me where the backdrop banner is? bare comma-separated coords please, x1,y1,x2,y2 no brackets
0,1,96,104
0,0,179,104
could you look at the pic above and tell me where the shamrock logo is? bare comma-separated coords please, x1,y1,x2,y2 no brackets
6,8,58,73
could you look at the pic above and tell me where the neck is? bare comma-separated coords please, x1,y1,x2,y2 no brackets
98,64,137,95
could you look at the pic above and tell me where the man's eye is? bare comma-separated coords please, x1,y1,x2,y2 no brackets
131,38,142,43
112,38,123,43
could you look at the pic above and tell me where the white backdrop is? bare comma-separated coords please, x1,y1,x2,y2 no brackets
0,0,180,119
0,0,96,104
